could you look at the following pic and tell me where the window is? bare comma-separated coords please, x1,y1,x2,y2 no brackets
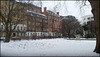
5,2,7,5
35,33,37,36
17,15,19,18
29,27,30,30
2,10,4,14
21,15,23,18
19,33,21,36
6,5,8,9
29,21,31,25
24,33,25,36
27,7,30,10
33,28,34,31
2,25,3,29
21,20,23,23
33,19,35,21
21,9,23,12
2,5,4,8
6,11,8,15
28,33,29,36
17,26,19,30
28,17,30,21
33,23,34,25
13,13,16,17
14,8,16,11
88,17,90,20
32,7,34,10
21,33,22,36
45,21,47,23
84,18,85,20
50,28,51,32
39,19,42,22
37,33,38,36
38,33,39,36
55,24,56,28
24,27,26,30
36,23,40,26
31,33,32,36
21,27,22,30
17,33,19,36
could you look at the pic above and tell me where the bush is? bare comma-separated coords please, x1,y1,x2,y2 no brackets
85,34,95,38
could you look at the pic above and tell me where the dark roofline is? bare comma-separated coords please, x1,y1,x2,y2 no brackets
15,2,41,9
46,10,60,17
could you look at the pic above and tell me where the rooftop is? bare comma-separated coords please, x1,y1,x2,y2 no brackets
27,10,47,19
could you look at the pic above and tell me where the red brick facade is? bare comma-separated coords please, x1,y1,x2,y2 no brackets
43,7,62,36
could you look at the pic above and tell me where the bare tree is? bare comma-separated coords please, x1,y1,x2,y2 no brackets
61,15,80,38
88,0,100,53
0,1,25,42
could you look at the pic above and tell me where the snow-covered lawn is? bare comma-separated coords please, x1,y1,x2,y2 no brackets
1,38,99,56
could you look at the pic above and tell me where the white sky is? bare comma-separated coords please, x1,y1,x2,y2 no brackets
18,0,93,24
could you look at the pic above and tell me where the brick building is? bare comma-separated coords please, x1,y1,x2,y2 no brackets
0,1,62,38
21,2,48,37
43,7,62,37
26,10,48,37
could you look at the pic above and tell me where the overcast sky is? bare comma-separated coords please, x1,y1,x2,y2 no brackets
19,0,93,24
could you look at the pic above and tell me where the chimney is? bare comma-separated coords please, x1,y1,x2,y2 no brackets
57,12,59,15
43,7,47,15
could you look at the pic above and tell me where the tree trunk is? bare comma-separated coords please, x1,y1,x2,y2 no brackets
5,28,10,42
4,23,11,42
68,31,71,38
88,0,100,53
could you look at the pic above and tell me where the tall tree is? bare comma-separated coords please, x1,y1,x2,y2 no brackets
76,0,100,53
61,16,80,38
0,1,25,42
88,0,100,53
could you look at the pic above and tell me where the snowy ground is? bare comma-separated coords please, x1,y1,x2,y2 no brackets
1,38,99,56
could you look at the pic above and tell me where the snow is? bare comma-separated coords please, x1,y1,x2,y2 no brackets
1,38,99,56
27,10,46,17
47,10,60,17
